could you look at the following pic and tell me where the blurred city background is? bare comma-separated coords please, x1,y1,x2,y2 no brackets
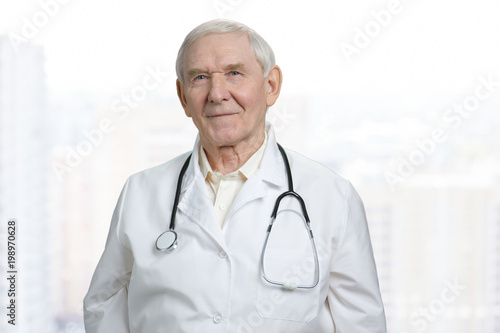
0,0,499,332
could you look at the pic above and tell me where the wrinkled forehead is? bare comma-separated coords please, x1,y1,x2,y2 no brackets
183,32,260,71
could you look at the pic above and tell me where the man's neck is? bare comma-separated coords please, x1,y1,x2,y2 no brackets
201,129,266,175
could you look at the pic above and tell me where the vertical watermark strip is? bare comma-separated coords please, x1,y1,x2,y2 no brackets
5,219,18,326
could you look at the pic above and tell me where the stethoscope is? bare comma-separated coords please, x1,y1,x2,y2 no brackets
155,143,320,290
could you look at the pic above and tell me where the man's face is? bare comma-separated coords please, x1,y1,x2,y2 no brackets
177,32,281,149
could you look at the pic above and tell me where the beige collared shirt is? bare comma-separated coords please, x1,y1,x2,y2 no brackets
199,133,268,226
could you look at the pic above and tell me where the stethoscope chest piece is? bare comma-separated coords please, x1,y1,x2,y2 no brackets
156,229,178,253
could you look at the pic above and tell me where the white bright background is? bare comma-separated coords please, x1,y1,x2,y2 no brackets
1,0,499,332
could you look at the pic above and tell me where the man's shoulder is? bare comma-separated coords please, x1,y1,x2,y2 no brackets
285,148,351,192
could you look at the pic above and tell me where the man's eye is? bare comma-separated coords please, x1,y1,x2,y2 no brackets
230,71,240,76
195,75,207,80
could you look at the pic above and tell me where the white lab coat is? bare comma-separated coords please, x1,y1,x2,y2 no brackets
84,124,386,333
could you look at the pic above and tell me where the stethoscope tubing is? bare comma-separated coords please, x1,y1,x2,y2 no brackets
155,155,190,252
169,155,191,231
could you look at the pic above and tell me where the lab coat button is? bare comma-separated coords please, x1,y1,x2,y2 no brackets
213,313,223,324
218,250,227,259
220,204,227,210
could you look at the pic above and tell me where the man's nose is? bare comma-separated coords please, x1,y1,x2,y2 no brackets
208,74,230,104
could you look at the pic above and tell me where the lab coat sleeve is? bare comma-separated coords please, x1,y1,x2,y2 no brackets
328,182,386,332
83,179,133,333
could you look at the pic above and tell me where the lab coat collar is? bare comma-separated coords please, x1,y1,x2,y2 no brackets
176,134,216,228
254,122,287,189
227,123,287,219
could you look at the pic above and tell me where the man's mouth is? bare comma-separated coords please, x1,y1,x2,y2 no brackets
208,112,238,118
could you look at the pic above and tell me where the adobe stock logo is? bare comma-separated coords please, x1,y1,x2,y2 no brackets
340,0,403,63
9,0,72,51
51,65,171,181
213,0,246,18
410,278,466,332
267,106,296,133
385,74,499,191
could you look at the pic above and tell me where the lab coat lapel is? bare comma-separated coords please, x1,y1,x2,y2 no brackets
228,124,287,217
176,136,227,248
176,124,287,247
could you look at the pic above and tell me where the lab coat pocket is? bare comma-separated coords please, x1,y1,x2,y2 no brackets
256,249,321,322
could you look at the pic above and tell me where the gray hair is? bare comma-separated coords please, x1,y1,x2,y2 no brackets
176,19,276,84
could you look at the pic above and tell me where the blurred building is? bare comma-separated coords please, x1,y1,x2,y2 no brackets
295,94,500,332
49,89,196,331
0,37,55,332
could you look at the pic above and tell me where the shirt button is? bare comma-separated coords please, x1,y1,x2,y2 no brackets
213,313,223,324
219,204,227,210
218,250,227,259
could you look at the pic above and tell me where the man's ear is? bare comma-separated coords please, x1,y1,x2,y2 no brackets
265,65,283,107
176,79,191,117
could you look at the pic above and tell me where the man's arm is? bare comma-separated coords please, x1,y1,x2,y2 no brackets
328,182,387,332
83,180,133,333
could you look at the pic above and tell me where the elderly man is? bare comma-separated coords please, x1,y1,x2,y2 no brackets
84,19,386,332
